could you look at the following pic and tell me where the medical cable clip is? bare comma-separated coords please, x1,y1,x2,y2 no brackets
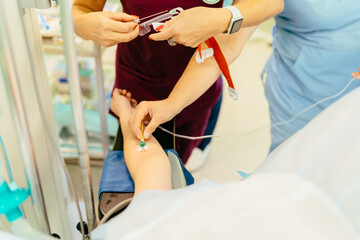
138,7,183,36
0,181,29,222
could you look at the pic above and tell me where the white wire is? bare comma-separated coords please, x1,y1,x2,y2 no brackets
158,126,220,140
272,77,356,128
159,78,357,140
97,198,133,226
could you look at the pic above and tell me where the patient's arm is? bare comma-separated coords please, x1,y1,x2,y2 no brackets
110,89,172,195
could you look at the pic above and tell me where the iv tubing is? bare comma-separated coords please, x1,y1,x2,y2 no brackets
159,77,357,140
97,198,133,226
0,135,14,182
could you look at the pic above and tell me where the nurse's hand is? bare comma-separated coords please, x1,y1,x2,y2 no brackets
351,67,360,79
73,12,140,47
149,7,231,48
129,100,178,140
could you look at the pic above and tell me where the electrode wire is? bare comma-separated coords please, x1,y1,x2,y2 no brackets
159,77,357,140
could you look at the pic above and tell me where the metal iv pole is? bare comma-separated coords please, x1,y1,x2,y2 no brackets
94,43,110,158
58,0,96,230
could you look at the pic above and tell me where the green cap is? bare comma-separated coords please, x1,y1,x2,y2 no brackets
139,140,146,148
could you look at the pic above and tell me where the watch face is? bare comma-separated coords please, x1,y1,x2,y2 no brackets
231,18,243,33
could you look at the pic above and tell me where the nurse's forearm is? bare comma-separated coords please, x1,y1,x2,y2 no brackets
232,0,283,28
72,0,139,46
72,0,106,39
72,0,105,20
168,26,256,115
149,0,282,47
215,0,283,35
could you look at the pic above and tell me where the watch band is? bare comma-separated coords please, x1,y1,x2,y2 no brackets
224,6,243,34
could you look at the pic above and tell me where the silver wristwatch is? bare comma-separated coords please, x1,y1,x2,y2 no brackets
224,6,243,34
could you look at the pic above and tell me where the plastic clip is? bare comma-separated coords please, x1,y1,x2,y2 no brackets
196,48,214,63
227,87,239,100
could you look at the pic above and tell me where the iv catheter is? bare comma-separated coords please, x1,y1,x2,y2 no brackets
136,122,149,152
159,77,359,140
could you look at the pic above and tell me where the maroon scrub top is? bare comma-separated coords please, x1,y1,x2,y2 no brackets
114,0,224,163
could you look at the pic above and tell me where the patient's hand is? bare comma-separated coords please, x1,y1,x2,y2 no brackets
351,67,360,79
110,89,137,118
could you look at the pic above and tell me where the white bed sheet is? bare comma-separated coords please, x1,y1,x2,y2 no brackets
258,87,360,231
0,230,26,240
92,173,359,240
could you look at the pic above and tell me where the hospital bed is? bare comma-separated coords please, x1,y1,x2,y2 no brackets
92,88,360,239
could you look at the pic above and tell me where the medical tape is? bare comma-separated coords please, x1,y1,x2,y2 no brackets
196,48,214,63
159,77,358,140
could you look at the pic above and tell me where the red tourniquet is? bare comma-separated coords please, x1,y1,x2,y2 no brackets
204,37,235,89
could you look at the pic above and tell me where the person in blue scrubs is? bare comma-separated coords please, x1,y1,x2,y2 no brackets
263,0,360,151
